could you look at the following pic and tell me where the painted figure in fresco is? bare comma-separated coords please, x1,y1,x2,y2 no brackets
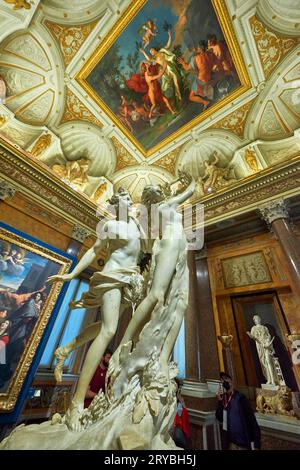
140,30,183,101
144,62,175,119
178,42,216,106
48,188,142,431
119,95,135,132
139,19,158,49
207,34,233,75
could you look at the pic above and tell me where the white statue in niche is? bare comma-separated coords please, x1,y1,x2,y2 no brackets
247,315,281,387
0,171,197,450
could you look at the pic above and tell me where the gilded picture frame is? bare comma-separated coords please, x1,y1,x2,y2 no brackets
0,222,73,414
76,0,252,156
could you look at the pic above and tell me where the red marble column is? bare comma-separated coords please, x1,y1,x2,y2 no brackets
260,199,300,299
184,250,201,380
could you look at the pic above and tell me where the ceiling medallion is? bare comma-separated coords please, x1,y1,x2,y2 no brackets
76,0,251,157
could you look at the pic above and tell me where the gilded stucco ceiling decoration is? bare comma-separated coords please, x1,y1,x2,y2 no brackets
176,130,241,180
247,53,300,141
60,87,103,127
112,166,172,203
59,122,116,178
257,100,291,139
44,19,97,66
257,0,300,37
152,145,184,177
0,29,64,126
112,136,139,172
250,15,300,78
3,0,31,10
210,99,255,138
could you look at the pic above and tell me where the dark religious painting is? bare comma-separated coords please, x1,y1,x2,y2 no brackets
0,224,72,412
81,0,247,154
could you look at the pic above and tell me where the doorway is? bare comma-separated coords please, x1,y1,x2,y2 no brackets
231,292,297,390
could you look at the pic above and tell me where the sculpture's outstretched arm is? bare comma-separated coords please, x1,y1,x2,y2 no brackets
48,229,108,283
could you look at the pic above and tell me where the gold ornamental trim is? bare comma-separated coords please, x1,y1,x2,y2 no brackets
250,15,300,79
0,226,72,412
76,0,252,157
60,87,103,127
44,19,98,66
210,99,255,137
1,137,300,230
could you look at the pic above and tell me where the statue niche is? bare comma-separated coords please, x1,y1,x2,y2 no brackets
197,151,238,196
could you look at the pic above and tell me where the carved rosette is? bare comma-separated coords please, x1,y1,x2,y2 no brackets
0,178,16,200
259,199,289,225
72,225,91,243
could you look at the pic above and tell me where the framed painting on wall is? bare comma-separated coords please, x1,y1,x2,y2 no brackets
77,0,251,155
0,222,74,416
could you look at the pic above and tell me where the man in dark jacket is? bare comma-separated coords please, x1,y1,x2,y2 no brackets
216,371,261,450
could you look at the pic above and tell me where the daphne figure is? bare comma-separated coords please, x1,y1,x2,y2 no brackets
109,171,195,382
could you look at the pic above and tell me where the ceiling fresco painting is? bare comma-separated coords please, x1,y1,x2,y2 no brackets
78,0,248,155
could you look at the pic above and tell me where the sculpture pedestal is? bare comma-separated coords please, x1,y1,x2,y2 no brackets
256,413,300,449
261,384,279,391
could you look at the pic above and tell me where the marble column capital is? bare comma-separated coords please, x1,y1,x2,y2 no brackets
72,225,91,243
259,199,289,226
0,179,17,201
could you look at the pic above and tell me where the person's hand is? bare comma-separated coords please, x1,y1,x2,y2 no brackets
216,391,223,402
47,273,73,284
177,57,184,65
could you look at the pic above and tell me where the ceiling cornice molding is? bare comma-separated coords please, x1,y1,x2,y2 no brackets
0,137,99,231
2,136,300,232
198,156,300,225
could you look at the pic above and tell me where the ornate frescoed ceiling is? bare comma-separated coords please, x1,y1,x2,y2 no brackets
0,0,300,209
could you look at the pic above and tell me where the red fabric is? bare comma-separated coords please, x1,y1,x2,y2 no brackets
0,335,9,345
126,74,148,94
1,335,9,345
84,364,107,408
194,51,215,83
174,403,191,438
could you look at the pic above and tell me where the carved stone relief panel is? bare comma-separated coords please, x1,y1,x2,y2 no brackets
222,252,272,288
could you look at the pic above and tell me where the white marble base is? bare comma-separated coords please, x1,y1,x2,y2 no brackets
256,412,300,444
261,384,279,391
182,380,216,398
